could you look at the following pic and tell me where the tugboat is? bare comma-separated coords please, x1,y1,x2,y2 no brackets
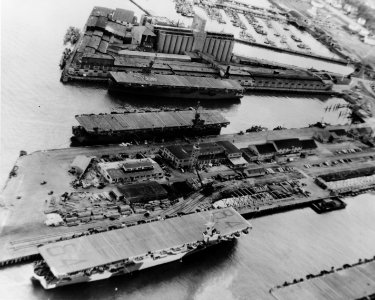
311,197,346,214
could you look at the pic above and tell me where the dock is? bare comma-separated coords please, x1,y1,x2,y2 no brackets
234,38,348,66
270,260,375,300
1,123,374,267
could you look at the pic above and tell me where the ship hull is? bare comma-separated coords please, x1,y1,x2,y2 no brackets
71,126,223,146
32,239,233,289
108,81,243,101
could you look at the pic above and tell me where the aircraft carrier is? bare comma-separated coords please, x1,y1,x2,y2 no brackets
72,109,230,145
108,72,244,100
31,208,251,289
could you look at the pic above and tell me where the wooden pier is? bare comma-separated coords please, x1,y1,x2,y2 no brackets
235,38,348,66
271,260,375,300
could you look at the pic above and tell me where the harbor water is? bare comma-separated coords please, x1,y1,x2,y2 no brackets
1,194,375,300
1,1,374,299
1,0,351,185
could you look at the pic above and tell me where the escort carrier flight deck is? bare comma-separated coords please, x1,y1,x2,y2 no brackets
32,208,251,289
72,108,230,145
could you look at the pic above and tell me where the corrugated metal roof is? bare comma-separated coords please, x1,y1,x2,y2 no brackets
86,16,98,27
96,16,109,29
109,72,243,90
75,110,229,133
300,139,318,150
87,36,101,50
170,65,217,74
105,21,126,38
98,40,109,53
91,6,113,17
254,143,277,155
273,138,302,150
117,181,168,202
39,208,249,276
77,35,92,53
112,8,134,24
216,140,241,154
93,30,104,37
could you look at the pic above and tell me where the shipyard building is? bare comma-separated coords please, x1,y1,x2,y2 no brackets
152,12,234,62
160,140,248,169
98,158,163,183
117,181,168,203
62,6,336,95
241,138,318,162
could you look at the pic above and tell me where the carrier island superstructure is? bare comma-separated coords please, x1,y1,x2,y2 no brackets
72,109,230,144
32,208,251,289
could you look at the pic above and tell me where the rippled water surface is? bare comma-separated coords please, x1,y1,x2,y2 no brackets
1,195,375,300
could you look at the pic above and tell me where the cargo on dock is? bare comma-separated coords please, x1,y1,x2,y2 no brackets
72,109,230,144
108,72,244,100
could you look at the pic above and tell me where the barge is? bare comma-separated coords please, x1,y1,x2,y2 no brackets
72,109,230,145
310,197,346,214
108,72,244,100
31,208,251,289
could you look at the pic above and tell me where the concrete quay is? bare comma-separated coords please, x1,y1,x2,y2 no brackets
1,124,374,267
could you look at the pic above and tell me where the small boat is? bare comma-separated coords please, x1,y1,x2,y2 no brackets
311,198,346,214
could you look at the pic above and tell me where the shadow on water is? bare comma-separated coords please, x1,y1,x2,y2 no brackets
106,91,242,110
31,241,238,300
64,81,109,90
244,91,336,101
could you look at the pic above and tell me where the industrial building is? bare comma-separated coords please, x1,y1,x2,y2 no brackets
117,181,168,203
160,140,246,169
242,138,317,162
216,140,248,168
97,158,163,183
300,139,318,154
63,5,336,97
154,13,234,62
273,139,303,154
70,155,93,177
245,143,278,161
231,66,333,91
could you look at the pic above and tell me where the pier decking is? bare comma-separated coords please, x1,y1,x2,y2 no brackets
271,260,375,300
1,124,372,267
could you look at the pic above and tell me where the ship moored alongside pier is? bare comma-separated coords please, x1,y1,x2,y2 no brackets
108,72,244,100
72,109,230,144
31,208,251,289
